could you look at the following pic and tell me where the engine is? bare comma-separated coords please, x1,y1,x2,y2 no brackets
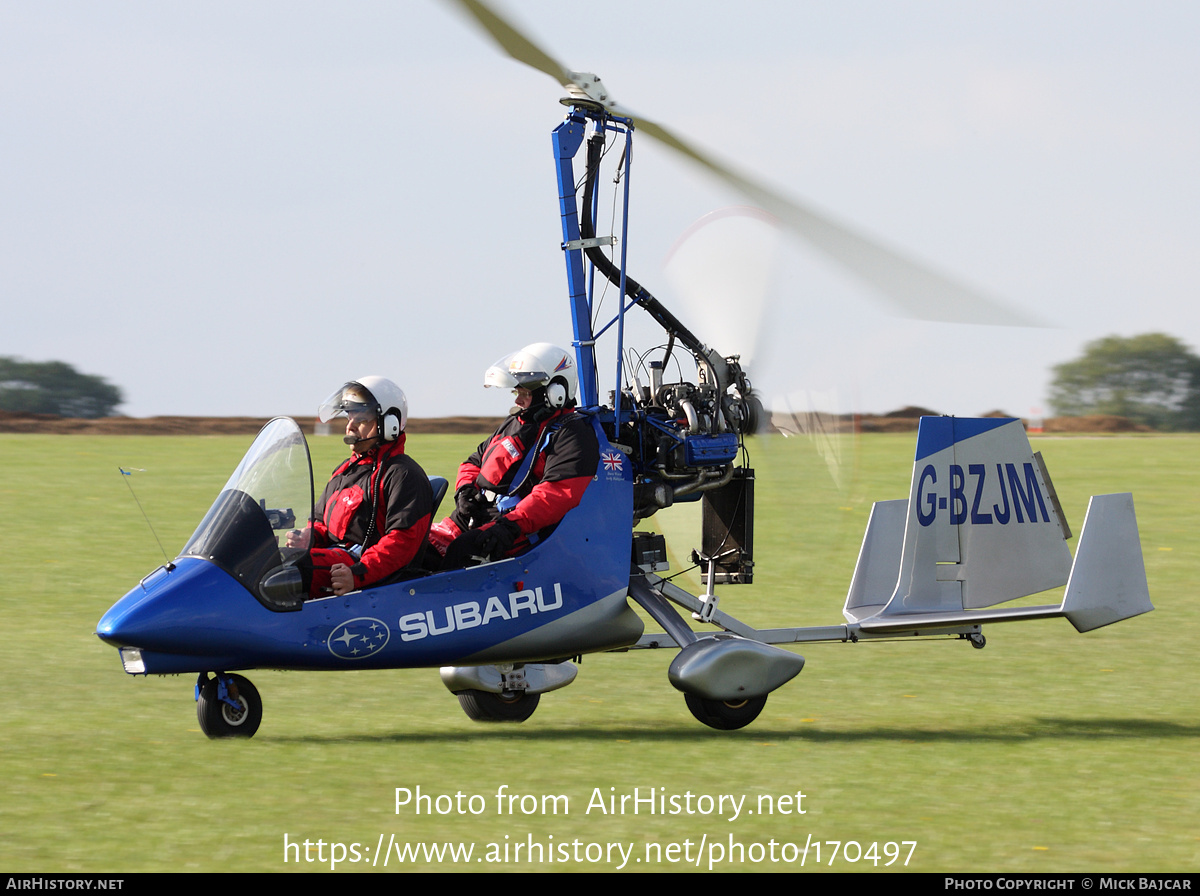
614,347,758,523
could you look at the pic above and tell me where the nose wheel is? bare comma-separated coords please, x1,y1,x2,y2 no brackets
196,672,262,738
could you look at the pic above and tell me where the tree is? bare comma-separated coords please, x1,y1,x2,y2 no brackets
1048,333,1200,431
0,357,124,418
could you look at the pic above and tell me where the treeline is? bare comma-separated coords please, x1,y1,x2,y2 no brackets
1049,333,1200,432
6,332,1200,430
0,357,123,419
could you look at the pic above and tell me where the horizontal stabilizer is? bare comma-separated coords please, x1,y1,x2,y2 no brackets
856,603,1062,633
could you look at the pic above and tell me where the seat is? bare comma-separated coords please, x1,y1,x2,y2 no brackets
429,476,449,518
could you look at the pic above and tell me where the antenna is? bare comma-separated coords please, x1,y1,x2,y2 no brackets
119,467,173,569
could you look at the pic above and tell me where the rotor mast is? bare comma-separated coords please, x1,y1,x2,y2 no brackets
551,108,597,407
553,101,758,434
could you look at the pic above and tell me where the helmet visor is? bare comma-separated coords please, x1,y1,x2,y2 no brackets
317,383,377,423
483,351,551,391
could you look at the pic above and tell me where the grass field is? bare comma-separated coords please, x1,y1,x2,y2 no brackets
1,429,1195,872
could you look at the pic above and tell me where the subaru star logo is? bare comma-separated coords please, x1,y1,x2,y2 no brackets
327,617,390,660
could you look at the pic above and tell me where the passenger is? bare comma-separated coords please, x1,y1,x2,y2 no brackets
285,376,433,597
429,343,599,568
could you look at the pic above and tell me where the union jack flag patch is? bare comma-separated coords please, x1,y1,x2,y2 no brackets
601,451,624,471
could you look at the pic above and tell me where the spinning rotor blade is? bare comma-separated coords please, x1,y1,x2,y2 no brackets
635,117,1042,327
447,0,1044,329
448,0,572,84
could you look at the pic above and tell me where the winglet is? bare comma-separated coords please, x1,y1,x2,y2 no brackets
1061,493,1153,632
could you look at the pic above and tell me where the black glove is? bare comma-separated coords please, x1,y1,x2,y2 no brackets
478,517,523,558
442,517,523,568
452,485,490,529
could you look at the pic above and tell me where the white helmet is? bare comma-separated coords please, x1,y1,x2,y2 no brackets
318,375,408,441
483,343,577,409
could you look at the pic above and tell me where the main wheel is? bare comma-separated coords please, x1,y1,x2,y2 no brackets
456,690,540,723
196,674,262,738
684,693,767,731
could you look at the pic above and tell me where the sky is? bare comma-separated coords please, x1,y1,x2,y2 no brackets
2,0,1198,420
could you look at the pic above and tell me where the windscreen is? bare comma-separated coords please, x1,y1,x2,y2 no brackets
180,417,315,591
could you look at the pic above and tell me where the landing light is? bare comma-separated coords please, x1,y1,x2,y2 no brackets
119,648,145,674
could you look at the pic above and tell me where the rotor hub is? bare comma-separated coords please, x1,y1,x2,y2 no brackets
560,72,618,112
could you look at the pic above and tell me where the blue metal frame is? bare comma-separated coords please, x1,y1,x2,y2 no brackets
552,107,636,427
552,112,596,407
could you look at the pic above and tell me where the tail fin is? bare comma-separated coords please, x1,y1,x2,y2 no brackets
844,417,1151,632
898,416,1073,612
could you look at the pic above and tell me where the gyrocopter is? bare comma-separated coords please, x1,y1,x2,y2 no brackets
96,0,1152,738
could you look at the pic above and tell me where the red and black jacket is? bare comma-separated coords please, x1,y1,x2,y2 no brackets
457,408,599,539
312,434,432,588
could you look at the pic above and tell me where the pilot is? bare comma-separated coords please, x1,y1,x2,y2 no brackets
285,376,433,597
429,343,599,568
